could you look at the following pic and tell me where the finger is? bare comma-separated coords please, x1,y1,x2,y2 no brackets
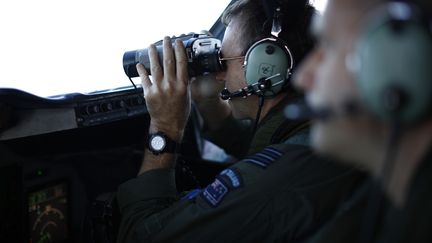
136,63,151,95
175,39,188,86
148,44,163,84
163,36,176,83
137,63,151,88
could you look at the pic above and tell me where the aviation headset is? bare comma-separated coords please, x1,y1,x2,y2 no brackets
221,0,294,100
351,0,432,124
242,6,294,98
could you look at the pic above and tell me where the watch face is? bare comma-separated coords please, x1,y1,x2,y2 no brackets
150,135,166,151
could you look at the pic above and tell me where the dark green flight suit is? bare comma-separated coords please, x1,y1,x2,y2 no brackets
204,94,307,159
306,147,432,243
203,113,254,159
116,97,365,243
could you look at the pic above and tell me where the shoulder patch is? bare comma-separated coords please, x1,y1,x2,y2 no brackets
219,168,243,189
201,178,229,207
243,147,283,168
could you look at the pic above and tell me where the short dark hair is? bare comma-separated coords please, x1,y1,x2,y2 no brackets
221,0,316,66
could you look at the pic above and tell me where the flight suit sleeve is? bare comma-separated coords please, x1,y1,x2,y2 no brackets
115,148,297,243
116,169,177,243
203,114,253,159
115,144,364,243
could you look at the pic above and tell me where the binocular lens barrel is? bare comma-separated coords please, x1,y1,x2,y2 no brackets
122,35,222,78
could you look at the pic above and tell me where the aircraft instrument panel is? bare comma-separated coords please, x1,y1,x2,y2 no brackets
28,182,69,243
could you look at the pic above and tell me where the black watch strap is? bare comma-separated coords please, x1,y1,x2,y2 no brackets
147,131,180,155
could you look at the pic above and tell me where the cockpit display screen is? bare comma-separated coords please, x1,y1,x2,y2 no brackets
28,182,68,243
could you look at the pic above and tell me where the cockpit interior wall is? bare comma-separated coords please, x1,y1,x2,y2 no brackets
0,147,23,243
0,88,228,242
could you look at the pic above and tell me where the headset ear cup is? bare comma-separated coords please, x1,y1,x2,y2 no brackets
353,3,432,123
244,38,293,97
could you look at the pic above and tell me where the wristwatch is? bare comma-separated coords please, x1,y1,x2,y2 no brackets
147,131,180,155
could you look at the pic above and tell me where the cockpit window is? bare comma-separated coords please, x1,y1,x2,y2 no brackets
0,0,326,98
0,0,232,97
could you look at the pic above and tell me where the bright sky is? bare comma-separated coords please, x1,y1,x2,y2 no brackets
0,0,327,97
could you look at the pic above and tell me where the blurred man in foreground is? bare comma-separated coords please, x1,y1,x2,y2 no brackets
294,0,432,241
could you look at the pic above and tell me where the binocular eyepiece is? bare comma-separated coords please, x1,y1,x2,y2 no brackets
123,34,223,78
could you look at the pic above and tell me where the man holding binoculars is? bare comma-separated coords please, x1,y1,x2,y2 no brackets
116,0,364,242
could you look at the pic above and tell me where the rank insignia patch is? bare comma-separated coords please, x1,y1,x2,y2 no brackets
243,147,283,168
